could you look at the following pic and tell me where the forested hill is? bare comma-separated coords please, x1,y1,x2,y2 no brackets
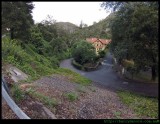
50,13,115,40
74,13,115,39
54,22,79,33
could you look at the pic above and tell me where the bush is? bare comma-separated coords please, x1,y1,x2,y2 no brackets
64,92,78,101
99,50,106,58
27,88,57,107
48,56,59,68
122,59,138,78
11,84,24,101
122,59,134,68
72,40,97,65
72,59,83,70
83,62,100,71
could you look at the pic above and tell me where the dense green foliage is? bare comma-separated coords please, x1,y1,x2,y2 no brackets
118,91,158,118
99,50,106,58
2,37,56,80
71,14,114,40
72,59,84,70
72,40,97,65
2,2,34,41
11,84,25,102
2,37,91,86
102,2,158,81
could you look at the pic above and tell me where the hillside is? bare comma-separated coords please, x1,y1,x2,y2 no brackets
51,13,115,40
54,22,80,34
75,13,115,40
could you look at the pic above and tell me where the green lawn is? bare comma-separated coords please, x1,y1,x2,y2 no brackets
118,90,158,119
54,68,92,86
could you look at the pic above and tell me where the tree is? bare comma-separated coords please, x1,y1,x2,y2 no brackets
41,15,56,25
50,37,68,54
93,21,97,25
79,20,84,29
72,40,97,65
37,23,57,42
102,2,158,81
83,24,88,28
2,2,34,42
30,25,45,54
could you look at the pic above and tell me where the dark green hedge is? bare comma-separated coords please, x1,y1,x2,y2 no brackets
72,59,84,70
72,59,100,71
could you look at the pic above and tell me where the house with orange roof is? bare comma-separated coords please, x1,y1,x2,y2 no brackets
86,38,111,54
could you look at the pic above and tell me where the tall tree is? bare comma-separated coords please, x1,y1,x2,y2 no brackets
102,2,158,81
79,20,84,29
2,2,34,42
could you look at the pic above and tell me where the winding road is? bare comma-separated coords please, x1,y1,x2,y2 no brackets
60,52,158,97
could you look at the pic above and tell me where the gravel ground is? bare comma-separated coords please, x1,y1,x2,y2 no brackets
2,91,55,119
33,74,139,119
14,95,52,119
2,98,19,119
2,72,150,119
34,74,80,93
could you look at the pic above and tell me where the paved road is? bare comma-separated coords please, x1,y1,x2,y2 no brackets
60,52,158,98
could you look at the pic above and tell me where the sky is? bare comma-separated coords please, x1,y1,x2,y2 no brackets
31,2,110,26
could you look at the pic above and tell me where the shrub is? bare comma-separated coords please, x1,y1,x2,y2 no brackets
72,40,97,65
122,59,134,68
11,84,24,101
122,59,139,78
99,50,106,58
27,88,57,107
48,56,60,68
64,92,78,101
77,85,86,93
72,59,83,70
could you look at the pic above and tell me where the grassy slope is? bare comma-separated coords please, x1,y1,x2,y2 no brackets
117,91,158,118
2,37,91,85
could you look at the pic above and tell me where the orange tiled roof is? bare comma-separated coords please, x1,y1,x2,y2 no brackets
86,38,97,43
86,38,111,45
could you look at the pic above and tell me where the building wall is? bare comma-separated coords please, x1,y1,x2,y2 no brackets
86,38,109,55
93,40,106,54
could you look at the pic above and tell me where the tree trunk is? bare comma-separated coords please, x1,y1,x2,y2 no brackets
151,65,156,81
151,55,157,81
10,28,14,40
